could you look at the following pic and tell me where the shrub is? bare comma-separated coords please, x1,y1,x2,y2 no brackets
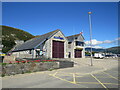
1,74,5,77
0,63,7,65
26,71,32,73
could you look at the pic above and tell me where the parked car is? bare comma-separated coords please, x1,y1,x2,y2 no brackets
94,53,104,59
105,54,118,58
105,55,112,58
111,54,118,58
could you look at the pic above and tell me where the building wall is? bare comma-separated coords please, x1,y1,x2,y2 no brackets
68,41,74,58
49,31,68,58
67,35,85,58
77,35,84,42
82,47,85,58
43,39,51,59
77,35,85,58
34,31,68,59
12,50,34,58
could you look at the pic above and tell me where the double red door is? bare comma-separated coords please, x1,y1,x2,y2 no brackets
75,49,82,58
52,40,64,58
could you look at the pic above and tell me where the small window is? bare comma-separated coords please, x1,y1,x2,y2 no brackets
76,41,84,46
75,37,77,39
68,42,72,44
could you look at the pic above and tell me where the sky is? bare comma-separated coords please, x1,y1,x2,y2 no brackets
2,2,119,48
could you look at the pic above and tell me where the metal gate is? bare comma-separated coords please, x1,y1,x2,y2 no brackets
52,40,64,58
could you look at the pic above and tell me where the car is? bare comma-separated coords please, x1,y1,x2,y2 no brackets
105,55,112,58
94,53,104,59
111,54,118,58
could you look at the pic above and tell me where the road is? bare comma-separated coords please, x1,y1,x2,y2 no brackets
2,58,119,89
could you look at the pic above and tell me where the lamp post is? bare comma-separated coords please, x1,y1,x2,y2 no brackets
88,11,93,66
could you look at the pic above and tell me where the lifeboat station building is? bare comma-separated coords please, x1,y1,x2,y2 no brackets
11,29,85,59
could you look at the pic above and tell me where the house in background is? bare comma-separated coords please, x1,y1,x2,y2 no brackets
11,29,85,59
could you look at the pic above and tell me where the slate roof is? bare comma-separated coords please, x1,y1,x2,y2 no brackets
12,29,60,51
66,34,84,42
66,34,80,38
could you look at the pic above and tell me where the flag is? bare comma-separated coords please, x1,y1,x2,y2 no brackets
80,30,83,35
80,32,83,34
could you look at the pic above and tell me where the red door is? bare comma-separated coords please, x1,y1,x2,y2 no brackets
75,49,82,58
52,40,64,58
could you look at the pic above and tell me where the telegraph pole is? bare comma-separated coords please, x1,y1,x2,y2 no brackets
88,11,93,66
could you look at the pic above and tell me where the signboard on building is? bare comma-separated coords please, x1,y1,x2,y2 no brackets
54,36,64,40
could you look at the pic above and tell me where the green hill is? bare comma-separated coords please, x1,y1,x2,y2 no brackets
106,46,120,54
1,25,35,53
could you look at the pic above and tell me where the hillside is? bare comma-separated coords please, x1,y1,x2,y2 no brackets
85,46,120,54
85,47,105,52
106,46,120,54
1,25,35,53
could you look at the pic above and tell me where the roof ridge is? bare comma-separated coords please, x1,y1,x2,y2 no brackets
66,33,80,38
39,29,60,37
33,29,60,38
25,29,60,42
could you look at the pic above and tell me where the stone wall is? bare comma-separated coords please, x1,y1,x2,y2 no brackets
0,60,74,77
3,56,16,63
59,60,74,68
1,62,59,76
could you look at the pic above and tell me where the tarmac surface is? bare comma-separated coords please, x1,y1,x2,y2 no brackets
2,58,119,89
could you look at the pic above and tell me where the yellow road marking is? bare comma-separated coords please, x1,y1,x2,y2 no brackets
58,72,73,74
89,76,116,78
49,74,74,83
57,75,72,76
75,73,90,75
75,76,86,77
77,82,100,84
77,82,119,85
101,83,119,85
102,72,119,81
72,73,76,84
49,73,88,88
91,74,108,90
50,72,58,76
53,72,58,76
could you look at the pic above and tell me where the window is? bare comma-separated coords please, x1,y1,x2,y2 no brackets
76,41,84,46
75,37,77,39
68,42,72,44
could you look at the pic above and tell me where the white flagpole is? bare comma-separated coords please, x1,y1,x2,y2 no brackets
88,11,93,66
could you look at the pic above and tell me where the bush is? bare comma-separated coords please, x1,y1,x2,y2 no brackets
0,63,7,65
1,74,5,77
26,71,32,73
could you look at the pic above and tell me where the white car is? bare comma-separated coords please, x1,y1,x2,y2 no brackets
94,53,104,59
111,54,118,58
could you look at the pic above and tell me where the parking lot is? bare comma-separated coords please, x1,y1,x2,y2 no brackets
2,58,119,89
49,66,119,88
